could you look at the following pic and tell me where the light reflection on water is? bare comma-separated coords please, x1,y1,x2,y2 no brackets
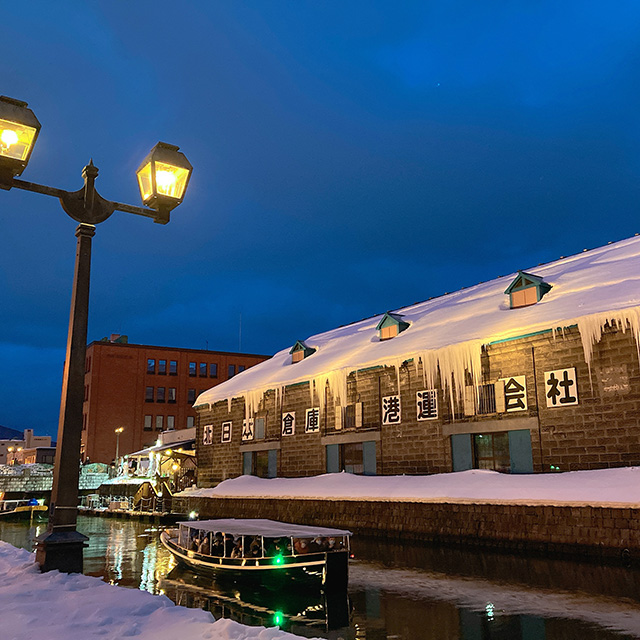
1,516,640,639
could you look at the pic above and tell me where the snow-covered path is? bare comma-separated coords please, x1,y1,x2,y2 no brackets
0,543,318,640
177,467,640,507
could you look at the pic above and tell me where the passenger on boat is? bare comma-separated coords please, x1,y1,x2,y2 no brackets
211,532,223,556
224,533,235,557
308,537,327,552
293,538,309,554
198,534,210,555
248,536,262,557
230,538,243,558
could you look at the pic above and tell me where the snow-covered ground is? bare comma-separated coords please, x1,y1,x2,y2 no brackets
177,467,640,507
0,542,318,640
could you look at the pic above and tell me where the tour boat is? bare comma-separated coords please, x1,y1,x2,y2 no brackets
160,518,352,590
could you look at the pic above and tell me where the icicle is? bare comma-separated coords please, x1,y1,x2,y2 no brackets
577,308,640,385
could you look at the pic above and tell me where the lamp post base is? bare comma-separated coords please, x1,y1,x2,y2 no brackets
34,530,89,574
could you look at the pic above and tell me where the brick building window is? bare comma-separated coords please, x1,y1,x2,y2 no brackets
145,386,154,402
84,385,89,401
187,416,195,429
156,387,166,403
199,362,207,377
228,364,236,378
158,359,167,374
167,416,175,430
169,360,177,375
168,387,176,403
156,416,164,431
188,388,196,404
85,356,92,373
82,414,87,431
189,362,196,377
147,359,155,374
254,417,265,439
209,363,218,378
238,365,246,373
144,415,152,431
477,384,496,414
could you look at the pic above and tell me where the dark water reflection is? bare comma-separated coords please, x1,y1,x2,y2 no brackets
1,516,639,639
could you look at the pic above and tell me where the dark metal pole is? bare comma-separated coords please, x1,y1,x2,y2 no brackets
35,223,94,572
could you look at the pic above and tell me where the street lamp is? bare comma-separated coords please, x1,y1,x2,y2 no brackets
114,427,124,462
0,96,192,574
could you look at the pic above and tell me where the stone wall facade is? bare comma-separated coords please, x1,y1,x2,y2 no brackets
196,324,640,484
178,495,640,559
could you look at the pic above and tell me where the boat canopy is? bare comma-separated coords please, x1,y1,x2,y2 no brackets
177,518,351,538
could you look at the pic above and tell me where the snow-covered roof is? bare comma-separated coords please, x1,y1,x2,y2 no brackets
197,234,640,413
177,518,351,538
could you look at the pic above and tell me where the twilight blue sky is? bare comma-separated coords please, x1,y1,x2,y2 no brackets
2,2,640,437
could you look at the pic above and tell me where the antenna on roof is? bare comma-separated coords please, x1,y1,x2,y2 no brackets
239,313,242,352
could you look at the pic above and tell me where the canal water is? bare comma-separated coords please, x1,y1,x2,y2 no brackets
1,516,640,639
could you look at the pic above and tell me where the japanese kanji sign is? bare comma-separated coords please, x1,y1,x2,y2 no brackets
202,424,213,445
382,395,401,425
416,389,438,420
282,411,296,436
500,376,528,412
242,418,254,441
221,421,232,443
544,368,579,407
305,407,320,433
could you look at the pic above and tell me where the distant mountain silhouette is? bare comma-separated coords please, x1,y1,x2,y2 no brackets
0,425,24,440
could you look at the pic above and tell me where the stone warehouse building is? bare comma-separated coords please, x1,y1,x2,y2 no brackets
194,235,640,485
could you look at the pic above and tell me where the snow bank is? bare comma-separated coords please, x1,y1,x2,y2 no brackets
195,234,640,417
0,542,317,640
176,467,640,507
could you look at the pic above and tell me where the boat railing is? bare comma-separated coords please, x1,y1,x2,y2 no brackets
0,499,30,513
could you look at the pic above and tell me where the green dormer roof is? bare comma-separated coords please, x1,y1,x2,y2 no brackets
376,312,410,333
289,340,316,358
504,270,552,304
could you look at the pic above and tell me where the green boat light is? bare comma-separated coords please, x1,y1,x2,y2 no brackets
273,611,284,626
273,554,284,565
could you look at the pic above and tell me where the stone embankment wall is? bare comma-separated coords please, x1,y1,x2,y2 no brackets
178,495,640,559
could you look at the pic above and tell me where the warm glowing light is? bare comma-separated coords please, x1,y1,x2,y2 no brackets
171,464,179,471
0,118,37,161
1,129,17,147
189,511,198,520
154,162,189,199
115,427,123,434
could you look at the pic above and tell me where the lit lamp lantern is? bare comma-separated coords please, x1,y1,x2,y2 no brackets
136,142,192,222
0,96,41,185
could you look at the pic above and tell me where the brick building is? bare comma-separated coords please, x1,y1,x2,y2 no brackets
194,235,640,485
81,336,269,463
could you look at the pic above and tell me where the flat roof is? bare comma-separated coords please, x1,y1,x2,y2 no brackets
88,340,270,359
177,518,351,538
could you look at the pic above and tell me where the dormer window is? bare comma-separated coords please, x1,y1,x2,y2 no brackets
505,271,552,309
376,312,410,341
290,340,316,364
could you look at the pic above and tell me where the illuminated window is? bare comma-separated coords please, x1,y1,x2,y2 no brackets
144,415,152,431
187,416,194,429
155,416,164,431
167,416,175,430
168,387,176,403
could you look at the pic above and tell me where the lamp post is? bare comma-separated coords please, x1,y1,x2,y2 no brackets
114,427,124,462
0,96,192,573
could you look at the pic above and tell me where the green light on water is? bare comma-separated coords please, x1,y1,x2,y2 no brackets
273,611,284,626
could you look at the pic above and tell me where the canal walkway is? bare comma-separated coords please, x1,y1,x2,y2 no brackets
0,541,313,640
